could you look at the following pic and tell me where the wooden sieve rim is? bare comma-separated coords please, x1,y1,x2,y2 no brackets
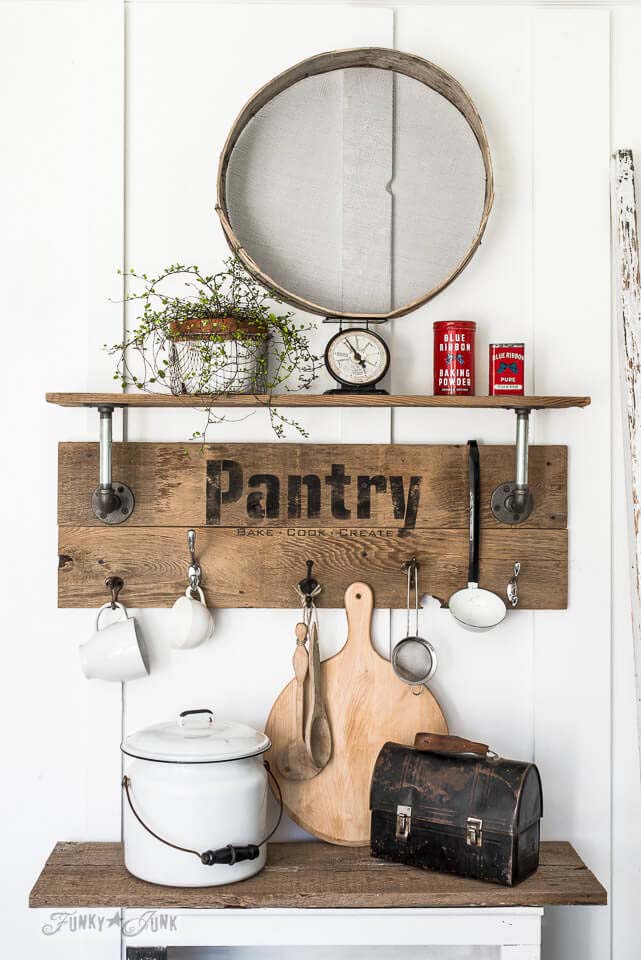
215,47,494,321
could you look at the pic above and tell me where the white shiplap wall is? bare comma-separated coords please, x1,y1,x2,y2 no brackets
3,2,640,958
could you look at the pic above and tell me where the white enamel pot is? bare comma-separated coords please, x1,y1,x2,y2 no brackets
121,709,272,887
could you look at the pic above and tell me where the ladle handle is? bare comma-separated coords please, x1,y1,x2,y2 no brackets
468,440,480,584
414,732,489,758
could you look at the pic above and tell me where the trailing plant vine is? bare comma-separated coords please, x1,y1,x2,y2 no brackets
106,257,321,440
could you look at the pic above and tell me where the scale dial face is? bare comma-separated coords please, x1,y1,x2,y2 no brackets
324,328,390,388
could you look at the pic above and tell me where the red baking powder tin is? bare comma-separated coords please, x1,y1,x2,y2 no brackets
433,321,476,396
488,343,525,395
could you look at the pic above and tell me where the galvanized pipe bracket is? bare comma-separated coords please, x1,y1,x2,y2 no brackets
91,405,135,524
490,408,534,525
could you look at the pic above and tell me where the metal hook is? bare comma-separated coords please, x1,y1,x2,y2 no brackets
105,575,124,609
298,560,319,609
187,529,202,592
401,558,420,637
296,560,322,619
400,558,419,588
507,562,521,607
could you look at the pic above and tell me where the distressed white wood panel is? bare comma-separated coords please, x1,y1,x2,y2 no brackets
82,0,126,846
611,152,641,784
123,3,394,859
610,12,641,960
531,9,611,960
125,3,393,428
0,1,125,958
392,6,534,404
392,6,535,767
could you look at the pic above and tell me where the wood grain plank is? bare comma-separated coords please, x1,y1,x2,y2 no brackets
58,526,568,608
46,392,591,409
37,839,587,870
57,443,568,529
29,840,607,908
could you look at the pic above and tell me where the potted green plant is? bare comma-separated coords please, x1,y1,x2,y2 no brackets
108,257,321,438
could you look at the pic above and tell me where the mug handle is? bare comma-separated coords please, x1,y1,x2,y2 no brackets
96,601,128,631
185,585,206,605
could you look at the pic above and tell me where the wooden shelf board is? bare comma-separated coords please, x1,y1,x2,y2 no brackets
46,392,591,410
29,840,606,909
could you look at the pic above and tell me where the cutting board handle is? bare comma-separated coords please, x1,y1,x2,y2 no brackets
344,583,374,649
414,732,489,758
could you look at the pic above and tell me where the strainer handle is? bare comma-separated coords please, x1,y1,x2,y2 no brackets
414,732,490,758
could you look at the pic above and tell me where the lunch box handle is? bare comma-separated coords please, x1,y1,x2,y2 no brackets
414,732,495,759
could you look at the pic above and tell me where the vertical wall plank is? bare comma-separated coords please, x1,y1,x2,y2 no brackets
123,1,393,865
1,1,125,957
84,0,126,844
392,5,536,766
532,9,611,960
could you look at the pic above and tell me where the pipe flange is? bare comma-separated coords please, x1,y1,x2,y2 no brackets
490,482,534,525
92,482,135,524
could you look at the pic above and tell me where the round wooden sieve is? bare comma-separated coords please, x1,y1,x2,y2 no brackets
216,47,494,321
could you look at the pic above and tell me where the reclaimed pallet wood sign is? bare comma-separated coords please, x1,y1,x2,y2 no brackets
57,443,568,609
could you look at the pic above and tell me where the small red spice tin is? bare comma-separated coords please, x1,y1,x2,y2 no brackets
433,321,476,395
488,343,525,395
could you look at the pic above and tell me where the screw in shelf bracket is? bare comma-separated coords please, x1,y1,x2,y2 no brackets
91,405,135,525
490,408,534,525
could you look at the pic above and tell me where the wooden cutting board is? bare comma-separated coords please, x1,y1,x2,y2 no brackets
265,582,448,845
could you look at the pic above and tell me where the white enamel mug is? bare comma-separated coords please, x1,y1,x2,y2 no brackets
170,586,214,650
79,603,150,681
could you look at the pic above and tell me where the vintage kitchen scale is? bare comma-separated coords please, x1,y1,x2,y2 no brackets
216,47,494,392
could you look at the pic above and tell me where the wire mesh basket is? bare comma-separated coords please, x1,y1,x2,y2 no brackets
167,328,268,396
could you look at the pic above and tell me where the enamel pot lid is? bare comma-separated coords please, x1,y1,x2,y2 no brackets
121,708,271,763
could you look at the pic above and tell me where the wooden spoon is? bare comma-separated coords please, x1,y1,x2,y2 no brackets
305,621,332,769
276,623,320,781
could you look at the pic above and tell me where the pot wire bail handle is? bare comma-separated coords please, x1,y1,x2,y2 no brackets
121,763,283,866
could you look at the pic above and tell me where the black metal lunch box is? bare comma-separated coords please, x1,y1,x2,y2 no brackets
370,732,543,886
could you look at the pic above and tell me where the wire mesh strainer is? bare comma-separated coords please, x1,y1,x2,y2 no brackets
392,559,437,694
